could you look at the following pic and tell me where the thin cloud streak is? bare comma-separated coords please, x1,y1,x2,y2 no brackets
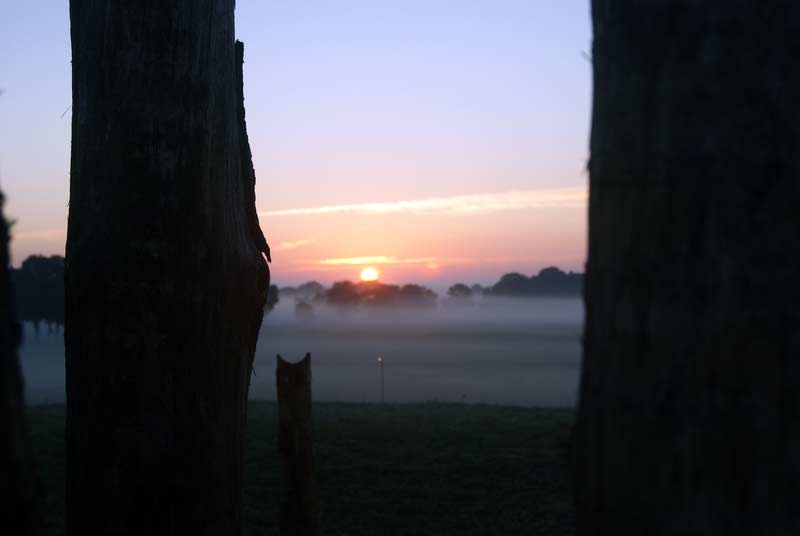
315,256,519,267
318,256,436,266
272,238,317,252
14,228,65,240
260,187,587,218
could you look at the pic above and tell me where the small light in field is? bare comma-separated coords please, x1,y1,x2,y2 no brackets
360,267,379,282
377,356,384,363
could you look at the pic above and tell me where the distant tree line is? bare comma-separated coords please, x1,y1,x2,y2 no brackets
10,255,280,336
487,267,582,298
275,266,583,314
321,281,438,309
280,281,325,298
9,261,580,332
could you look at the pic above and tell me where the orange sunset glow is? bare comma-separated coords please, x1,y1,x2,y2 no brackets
259,186,588,287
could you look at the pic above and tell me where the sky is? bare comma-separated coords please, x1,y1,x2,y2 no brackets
0,1,592,288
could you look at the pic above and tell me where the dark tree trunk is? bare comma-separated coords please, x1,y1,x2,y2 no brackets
66,2,270,535
0,193,41,534
575,2,800,535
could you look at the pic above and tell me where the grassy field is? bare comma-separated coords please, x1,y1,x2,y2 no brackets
28,402,575,535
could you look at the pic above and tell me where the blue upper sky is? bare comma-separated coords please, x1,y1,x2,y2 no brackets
0,1,591,284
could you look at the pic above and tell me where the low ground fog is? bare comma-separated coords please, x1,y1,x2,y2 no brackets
21,297,583,407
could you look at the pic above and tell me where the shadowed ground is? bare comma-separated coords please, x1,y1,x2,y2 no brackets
28,401,575,535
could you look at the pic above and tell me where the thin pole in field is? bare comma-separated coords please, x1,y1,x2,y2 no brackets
377,356,384,403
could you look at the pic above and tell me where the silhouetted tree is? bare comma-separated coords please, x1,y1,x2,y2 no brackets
11,255,65,333
575,3,800,534
297,281,324,297
0,195,41,535
281,281,324,299
397,284,438,309
66,3,270,534
360,282,401,307
490,267,582,297
490,272,529,296
530,267,582,295
266,284,280,314
447,283,472,299
444,283,474,308
324,281,362,307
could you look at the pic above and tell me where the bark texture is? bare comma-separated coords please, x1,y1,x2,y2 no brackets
0,193,41,535
277,353,319,536
66,2,269,535
575,2,800,535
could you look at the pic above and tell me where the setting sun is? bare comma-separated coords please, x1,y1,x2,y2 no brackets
360,267,379,282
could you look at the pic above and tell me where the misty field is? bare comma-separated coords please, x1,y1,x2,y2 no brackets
21,297,582,407
29,401,575,536
24,297,580,534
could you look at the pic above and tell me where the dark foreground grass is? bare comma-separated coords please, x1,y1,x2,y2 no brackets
28,402,575,535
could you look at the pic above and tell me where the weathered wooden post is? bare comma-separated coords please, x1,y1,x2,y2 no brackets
67,3,270,533
575,2,800,534
276,353,319,536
